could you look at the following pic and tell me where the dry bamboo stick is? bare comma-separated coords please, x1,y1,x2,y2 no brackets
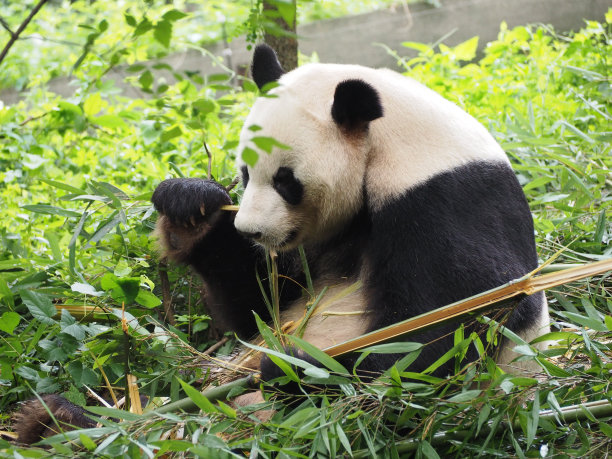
324,258,612,358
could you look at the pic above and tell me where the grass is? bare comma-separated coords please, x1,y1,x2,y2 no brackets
0,9,611,459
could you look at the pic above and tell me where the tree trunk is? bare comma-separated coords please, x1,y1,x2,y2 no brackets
262,0,297,71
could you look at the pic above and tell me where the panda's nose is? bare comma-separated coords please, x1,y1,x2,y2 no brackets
237,230,262,240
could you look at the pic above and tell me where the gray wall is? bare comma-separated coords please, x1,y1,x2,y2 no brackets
1,0,608,105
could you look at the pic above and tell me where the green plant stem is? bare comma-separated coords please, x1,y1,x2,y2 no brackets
152,376,256,415
123,319,131,411
269,250,282,336
540,263,587,273
158,259,176,326
298,245,314,297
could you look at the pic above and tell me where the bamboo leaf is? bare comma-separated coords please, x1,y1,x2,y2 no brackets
336,424,352,456
279,406,319,429
242,146,259,166
86,406,143,421
599,421,612,439
419,440,440,459
239,338,327,377
526,391,540,447
594,209,607,244
22,204,81,218
286,335,348,374
176,377,219,414
84,211,123,248
447,389,481,403
254,312,283,352
39,178,86,194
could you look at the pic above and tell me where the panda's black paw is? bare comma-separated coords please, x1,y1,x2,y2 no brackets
260,346,323,395
152,178,231,227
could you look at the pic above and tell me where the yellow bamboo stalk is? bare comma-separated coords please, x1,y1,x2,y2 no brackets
54,304,111,319
127,374,143,414
324,258,612,358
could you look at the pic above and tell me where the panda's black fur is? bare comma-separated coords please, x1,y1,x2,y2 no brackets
362,160,546,373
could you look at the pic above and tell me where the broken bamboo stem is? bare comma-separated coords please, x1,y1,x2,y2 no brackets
323,258,612,358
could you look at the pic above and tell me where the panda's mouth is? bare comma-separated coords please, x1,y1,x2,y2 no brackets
282,229,300,246
251,227,301,252
266,228,300,252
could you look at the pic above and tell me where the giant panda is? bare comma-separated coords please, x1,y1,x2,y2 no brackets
152,44,550,380
13,45,551,443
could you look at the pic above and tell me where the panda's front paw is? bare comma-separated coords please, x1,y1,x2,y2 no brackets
152,178,231,227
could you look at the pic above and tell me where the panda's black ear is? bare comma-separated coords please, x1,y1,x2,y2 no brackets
331,79,383,131
251,44,285,90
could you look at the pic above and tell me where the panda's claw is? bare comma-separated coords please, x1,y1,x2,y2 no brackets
152,178,231,229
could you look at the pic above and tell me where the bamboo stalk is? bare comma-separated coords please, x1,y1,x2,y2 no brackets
158,259,176,325
324,258,612,358
127,374,143,415
539,398,612,423
152,376,257,415
54,304,111,319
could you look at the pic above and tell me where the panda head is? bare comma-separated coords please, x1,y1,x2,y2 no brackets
234,45,383,251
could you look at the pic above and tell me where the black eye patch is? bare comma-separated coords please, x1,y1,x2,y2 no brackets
273,167,303,205
241,166,249,188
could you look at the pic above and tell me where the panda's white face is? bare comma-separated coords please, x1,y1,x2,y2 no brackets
234,74,371,251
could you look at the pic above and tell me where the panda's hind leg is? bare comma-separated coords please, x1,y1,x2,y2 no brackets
13,395,96,444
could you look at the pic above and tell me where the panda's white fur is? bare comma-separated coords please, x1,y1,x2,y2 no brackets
235,69,371,250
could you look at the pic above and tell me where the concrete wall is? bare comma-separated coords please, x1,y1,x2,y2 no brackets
300,0,609,67
1,0,608,105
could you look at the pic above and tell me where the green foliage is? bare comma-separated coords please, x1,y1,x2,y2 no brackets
0,3,253,428
397,20,611,261
0,2,611,456
0,0,407,91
